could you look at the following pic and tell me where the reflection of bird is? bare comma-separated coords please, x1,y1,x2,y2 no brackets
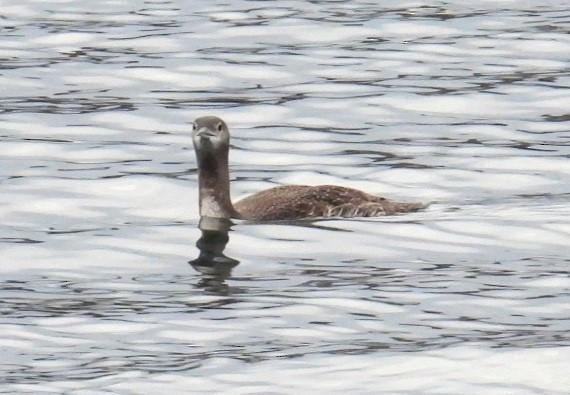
192,116,426,221
189,217,239,281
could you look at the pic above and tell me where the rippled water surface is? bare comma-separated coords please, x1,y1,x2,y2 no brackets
1,0,569,394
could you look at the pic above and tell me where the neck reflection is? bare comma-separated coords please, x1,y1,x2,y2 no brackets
189,216,240,291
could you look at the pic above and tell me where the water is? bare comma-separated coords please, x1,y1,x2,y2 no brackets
1,0,569,393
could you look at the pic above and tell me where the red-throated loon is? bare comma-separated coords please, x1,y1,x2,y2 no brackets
192,116,426,221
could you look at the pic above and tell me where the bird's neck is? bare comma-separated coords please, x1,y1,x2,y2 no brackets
196,148,240,219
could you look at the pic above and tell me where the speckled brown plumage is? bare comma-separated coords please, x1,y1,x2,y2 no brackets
234,185,425,221
192,116,426,221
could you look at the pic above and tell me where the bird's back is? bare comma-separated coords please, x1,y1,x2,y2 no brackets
234,185,425,221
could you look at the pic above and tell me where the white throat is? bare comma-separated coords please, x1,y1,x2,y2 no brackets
200,195,226,218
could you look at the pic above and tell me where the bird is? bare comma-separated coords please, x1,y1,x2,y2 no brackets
192,116,426,221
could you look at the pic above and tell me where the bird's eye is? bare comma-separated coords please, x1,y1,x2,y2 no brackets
217,123,223,132
192,123,196,131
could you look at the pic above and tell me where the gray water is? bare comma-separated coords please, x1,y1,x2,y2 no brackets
1,0,569,394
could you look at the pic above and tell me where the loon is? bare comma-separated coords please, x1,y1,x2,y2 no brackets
192,116,425,221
